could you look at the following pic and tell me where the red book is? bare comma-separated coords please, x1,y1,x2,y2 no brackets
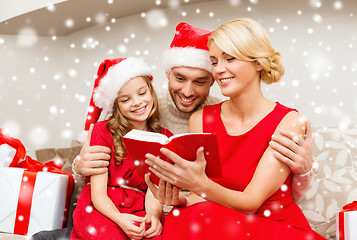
122,129,222,186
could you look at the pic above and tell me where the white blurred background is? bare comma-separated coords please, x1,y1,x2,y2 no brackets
1,0,356,156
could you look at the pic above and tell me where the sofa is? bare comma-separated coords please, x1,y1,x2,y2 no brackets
1,124,356,239
297,124,357,239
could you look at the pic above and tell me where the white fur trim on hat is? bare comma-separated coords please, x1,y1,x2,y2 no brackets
162,47,212,73
93,57,152,115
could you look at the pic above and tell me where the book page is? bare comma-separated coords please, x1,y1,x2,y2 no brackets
123,129,169,144
168,132,212,140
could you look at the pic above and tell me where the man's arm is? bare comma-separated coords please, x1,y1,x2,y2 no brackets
269,120,318,203
72,124,111,187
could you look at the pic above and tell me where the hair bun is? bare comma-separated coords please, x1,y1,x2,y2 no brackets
261,51,284,84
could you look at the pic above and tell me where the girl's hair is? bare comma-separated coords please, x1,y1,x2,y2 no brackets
208,18,284,84
106,76,161,165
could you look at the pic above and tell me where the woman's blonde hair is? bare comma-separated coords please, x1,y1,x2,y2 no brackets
208,18,284,84
107,76,161,165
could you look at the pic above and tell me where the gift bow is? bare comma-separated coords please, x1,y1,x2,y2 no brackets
15,154,64,172
13,155,75,194
338,201,357,240
0,128,26,167
342,201,357,212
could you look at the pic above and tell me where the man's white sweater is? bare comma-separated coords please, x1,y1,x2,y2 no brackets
158,91,221,135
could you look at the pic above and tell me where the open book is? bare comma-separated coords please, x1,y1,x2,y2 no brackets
122,129,222,186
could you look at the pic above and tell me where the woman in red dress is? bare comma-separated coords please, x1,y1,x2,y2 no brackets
145,18,325,239
71,57,171,240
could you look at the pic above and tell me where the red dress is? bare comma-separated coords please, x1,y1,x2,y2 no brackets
71,120,172,240
163,102,324,240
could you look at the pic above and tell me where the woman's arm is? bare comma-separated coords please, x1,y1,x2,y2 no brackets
146,110,305,214
269,120,317,203
191,110,306,213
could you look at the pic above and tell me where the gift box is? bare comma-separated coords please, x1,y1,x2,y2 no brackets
336,201,357,240
0,167,70,236
0,128,74,236
0,144,16,167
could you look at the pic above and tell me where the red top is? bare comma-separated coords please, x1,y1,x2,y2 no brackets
88,120,172,189
203,102,296,214
163,102,324,240
71,120,170,240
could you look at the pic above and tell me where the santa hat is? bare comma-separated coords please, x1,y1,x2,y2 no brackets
84,57,152,131
162,22,213,73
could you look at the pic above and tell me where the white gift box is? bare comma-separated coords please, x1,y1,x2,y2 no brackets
336,210,357,240
0,144,16,167
0,167,69,236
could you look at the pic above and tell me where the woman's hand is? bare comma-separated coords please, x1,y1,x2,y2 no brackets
145,147,210,193
145,176,187,207
116,213,145,240
143,214,163,238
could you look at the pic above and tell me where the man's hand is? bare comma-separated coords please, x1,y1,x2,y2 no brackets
74,124,111,177
269,120,313,175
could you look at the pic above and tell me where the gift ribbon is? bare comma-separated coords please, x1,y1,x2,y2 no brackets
0,128,26,167
13,170,38,235
12,155,75,235
338,201,357,240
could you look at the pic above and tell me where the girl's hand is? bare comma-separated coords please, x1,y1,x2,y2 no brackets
145,176,187,207
116,213,145,240
143,214,163,238
145,147,209,193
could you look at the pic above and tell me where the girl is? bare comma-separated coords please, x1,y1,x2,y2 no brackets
71,57,171,240
145,19,324,239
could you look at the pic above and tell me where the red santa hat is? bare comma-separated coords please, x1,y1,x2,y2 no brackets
84,57,153,131
162,22,213,73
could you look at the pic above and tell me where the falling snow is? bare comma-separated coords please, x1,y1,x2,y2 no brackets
281,184,288,192
17,27,37,47
146,9,168,29
0,0,356,158
172,209,180,216
85,205,93,213
263,210,271,217
87,226,97,235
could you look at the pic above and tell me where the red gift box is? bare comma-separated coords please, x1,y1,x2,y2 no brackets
336,201,357,240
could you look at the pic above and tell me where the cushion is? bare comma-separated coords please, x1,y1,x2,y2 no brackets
298,125,357,239
35,140,83,227
35,140,82,175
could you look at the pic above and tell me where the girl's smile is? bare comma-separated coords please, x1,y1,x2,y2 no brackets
117,76,154,130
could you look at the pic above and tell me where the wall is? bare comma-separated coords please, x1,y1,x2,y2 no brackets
1,0,356,156
0,0,64,22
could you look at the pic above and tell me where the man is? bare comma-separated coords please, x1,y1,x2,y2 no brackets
32,22,317,240
76,22,317,203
